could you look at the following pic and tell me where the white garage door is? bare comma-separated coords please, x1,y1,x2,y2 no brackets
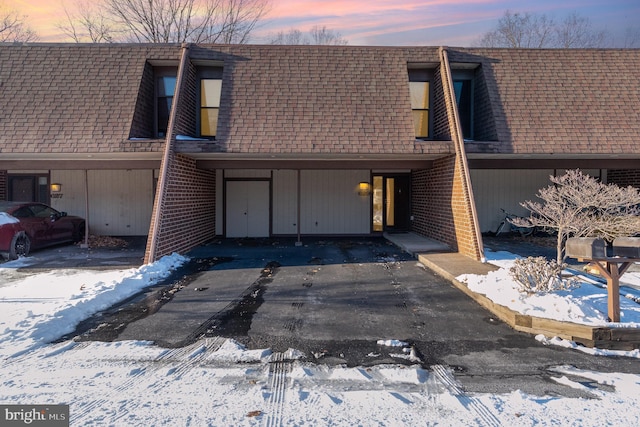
226,180,270,238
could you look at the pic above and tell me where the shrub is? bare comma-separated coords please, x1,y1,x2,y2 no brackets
509,256,579,295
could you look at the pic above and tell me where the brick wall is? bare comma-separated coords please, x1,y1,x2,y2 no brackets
431,65,450,141
608,169,640,189
0,170,6,200
472,65,498,141
129,62,155,139
411,160,456,248
145,153,216,262
173,61,197,137
411,156,482,260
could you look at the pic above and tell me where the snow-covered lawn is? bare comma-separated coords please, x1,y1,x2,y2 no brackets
1,250,640,425
459,250,640,329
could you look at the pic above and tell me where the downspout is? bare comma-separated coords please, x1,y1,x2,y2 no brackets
296,169,302,246
439,46,485,262
146,43,191,263
81,169,89,248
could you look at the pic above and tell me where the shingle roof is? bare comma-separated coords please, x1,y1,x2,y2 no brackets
0,43,181,154
193,45,447,155
448,48,640,156
2,44,639,159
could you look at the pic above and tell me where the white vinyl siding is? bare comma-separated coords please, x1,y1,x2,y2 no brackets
226,180,270,238
299,170,370,234
470,169,602,233
272,170,298,235
50,170,154,236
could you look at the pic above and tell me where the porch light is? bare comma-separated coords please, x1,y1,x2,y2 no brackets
358,181,371,196
51,183,62,192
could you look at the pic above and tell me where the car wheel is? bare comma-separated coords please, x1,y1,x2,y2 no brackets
9,232,31,260
74,222,86,242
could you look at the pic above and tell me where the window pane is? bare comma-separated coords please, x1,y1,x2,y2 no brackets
201,108,219,136
157,97,172,136
372,176,383,232
413,110,429,138
410,81,429,109
454,80,472,138
158,76,176,97
201,79,222,108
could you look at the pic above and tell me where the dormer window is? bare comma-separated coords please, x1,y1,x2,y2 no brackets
200,78,222,138
408,68,433,139
452,67,476,140
453,78,472,139
156,74,176,138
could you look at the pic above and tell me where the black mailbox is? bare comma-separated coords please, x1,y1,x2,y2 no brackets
612,237,640,258
565,237,607,259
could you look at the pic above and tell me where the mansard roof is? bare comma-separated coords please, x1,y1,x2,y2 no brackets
1,43,639,160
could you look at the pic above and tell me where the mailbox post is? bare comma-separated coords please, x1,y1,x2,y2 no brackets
566,237,640,323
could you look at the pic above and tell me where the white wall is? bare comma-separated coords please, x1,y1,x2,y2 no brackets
221,169,371,236
300,170,370,234
470,169,602,233
50,170,154,236
272,170,298,235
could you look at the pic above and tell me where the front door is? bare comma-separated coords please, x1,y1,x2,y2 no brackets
225,180,270,238
8,175,49,203
372,175,411,232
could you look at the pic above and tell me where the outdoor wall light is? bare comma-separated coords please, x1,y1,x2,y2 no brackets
50,183,62,192
358,181,372,196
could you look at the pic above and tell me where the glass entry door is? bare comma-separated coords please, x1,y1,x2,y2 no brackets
372,175,410,232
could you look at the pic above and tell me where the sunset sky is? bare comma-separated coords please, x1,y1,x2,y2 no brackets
4,0,639,46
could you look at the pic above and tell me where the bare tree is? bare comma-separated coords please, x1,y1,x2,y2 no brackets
478,9,608,48
58,1,114,43
622,26,640,48
59,0,271,43
267,25,348,45
511,170,640,264
478,10,554,48
309,25,348,45
0,1,38,42
268,29,307,45
555,12,606,48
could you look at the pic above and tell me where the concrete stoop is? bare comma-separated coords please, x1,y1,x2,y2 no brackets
418,252,640,351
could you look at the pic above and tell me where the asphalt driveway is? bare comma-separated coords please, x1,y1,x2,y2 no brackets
49,236,638,398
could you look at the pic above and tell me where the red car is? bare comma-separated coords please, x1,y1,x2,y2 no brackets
0,202,85,260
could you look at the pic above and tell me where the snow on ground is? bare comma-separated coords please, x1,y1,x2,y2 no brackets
1,251,640,425
459,250,640,328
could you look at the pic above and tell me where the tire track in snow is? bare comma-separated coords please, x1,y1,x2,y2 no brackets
432,364,501,427
263,352,292,427
70,337,225,425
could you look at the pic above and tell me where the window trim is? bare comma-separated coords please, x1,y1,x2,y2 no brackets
154,67,178,138
196,67,224,140
408,68,434,140
452,69,475,141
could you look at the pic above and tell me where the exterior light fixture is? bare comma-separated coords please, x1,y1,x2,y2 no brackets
358,181,371,196
51,183,62,192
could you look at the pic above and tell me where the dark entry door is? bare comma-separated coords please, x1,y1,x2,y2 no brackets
8,175,49,203
372,174,411,232
9,176,35,201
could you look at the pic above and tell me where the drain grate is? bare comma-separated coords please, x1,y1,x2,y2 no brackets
291,302,305,308
395,302,408,309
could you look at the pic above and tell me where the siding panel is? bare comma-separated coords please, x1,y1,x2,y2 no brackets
300,170,370,234
272,170,298,235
